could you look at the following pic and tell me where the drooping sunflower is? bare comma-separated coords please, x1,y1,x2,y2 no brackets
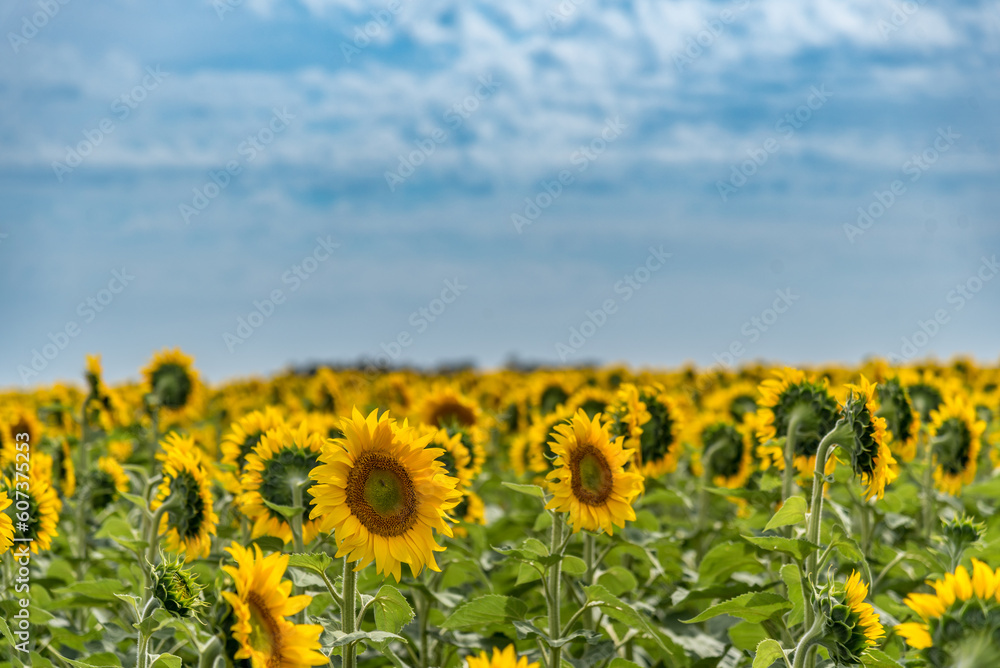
609,383,686,478
151,433,218,561
896,560,1000,658
309,408,462,581
929,395,986,496
91,456,130,510
465,645,540,668
876,377,921,463
819,571,885,664
419,385,482,430
221,543,327,668
843,376,897,501
0,491,13,554
1,464,61,554
143,348,204,421
220,408,288,494
239,423,324,547
703,382,760,424
755,368,840,477
545,409,644,536
695,417,755,489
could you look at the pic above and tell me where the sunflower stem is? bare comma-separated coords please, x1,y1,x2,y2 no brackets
341,557,358,668
791,615,824,668
290,479,306,554
547,512,565,668
145,493,181,571
921,431,936,541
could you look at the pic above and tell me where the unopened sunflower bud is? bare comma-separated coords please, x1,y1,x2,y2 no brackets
152,555,206,618
818,571,884,664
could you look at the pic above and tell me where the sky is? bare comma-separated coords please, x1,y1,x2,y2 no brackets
1,0,999,388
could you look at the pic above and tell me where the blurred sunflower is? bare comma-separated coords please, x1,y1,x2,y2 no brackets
465,645,539,668
220,407,287,494
107,437,135,462
876,377,921,462
2,463,61,553
610,383,685,478
309,408,462,581
524,408,573,475
305,367,343,414
85,353,103,396
545,409,644,535
221,543,327,668
239,423,324,547
143,348,203,421
453,490,487,538
703,382,760,423
565,386,613,420
91,456,130,510
929,395,986,495
896,560,1000,657
0,491,13,554
0,407,42,471
695,418,754,489
819,571,885,664
152,433,218,561
419,425,476,492
419,385,481,430
843,376,897,501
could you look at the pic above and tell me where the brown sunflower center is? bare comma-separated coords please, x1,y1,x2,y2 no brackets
246,590,282,661
429,400,476,428
346,452,418,537
570,445,613,506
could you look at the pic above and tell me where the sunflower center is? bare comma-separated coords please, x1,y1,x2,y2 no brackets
703,423,744,478
346,452,418,537
639,395,676,463
772,383,839,458
429,401,477,428
151,363,194,410
570,445,613,506
729,395,758,422
168,471,207,539
934,418,973,475
579,399,608,419
259,448,320,522
540,385,569,414
246,591,282,657
908,383,943,422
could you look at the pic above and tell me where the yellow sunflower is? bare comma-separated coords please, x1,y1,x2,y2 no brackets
929,394,986,495
896,560,1000,651
0,491,13,554
221,543,327,668
703,382,760,423
143,348,204,422
305,367,343,414
151,433,218,561
239,423,324,547
220,407,288,494
418,425,476,492
453,490,487,538
2,464,61,554
876,377,921,463
843,376,897,501
0,407,43,471
92,456,130,510
524,407,574,475
465,645,540,668
565,386,614,420
694,416,755,489
820,571,884,664
419,385,482,430
108,438,135,462
309,408,462,581
545,409,644,536
609,383,685,478
85,353,103,396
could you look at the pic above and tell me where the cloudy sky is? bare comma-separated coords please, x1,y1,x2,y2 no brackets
1,0,998,387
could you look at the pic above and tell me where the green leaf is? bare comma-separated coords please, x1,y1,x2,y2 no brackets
120,492,149,508
608,660,643,668
562,555,587,576
597,566,638,596
287,552,335,577
329,630,403,647
54,580,126,602
753,639,787,668
742,535,820,561
764,496,807,531
515,561,542,585
261,498,302,520
512,620,604,647
251,535,286,553
728,621,768,652
684,592,791,624
501,482,545,498
780,564,805,626
149,654,182,668
698,541,762,584
440,595,527,630
861,650,904,667
58,653,122,668
372,585,414,636
583,585,687,665
0,617,15,645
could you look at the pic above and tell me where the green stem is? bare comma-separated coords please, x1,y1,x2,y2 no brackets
781,409,807,506
583,531,596,630
921,433,936,541
145,493,181,569
342,557,358,668
290,480,306,554
791,616,824,668
548,513,565,668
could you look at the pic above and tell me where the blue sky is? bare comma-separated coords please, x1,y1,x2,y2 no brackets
1,0,998,387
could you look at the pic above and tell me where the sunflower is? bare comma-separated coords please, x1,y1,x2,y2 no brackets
2,464,61,554
143,348,203,421
305,367,343,414
85,353,103,396
152,433,218,561
239,423,324,547
876,377,921,462
929,395,986,496
565,386,614,421
220,408,288,494
843,376,897,501
418,425,476,492
896,560,1000,655
545,409,644,535
108,437,135,462
819,571,885,664
0,406,42,471
526,372,584,416
465,645,540,668
610,383,685,478
152,555,206,618
755,368,840,478
309,408,462,581
0,491,13,554
419,385,482,430
453,489,487,538
221,543,327,668
523,408,574,475
703,382,760,423
695,418,754,489
52,437,76,499
92,456,130,510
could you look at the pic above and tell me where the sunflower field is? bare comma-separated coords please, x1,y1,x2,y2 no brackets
2,350,1000,668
